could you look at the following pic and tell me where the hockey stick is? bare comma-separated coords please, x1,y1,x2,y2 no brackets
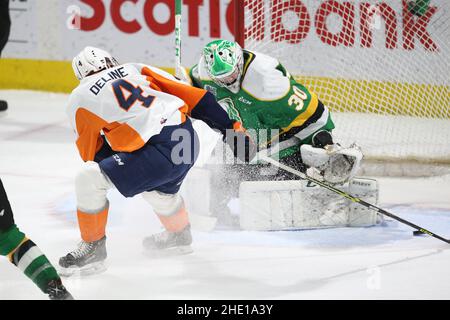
258,153,450,244
174,0,192,84
173,1,217,231
174,0,183,79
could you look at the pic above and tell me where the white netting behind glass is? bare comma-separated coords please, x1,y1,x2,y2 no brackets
242,0,450,168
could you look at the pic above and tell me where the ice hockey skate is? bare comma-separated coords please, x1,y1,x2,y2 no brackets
59,236,107,277
143,224,193,257
46,279,74,300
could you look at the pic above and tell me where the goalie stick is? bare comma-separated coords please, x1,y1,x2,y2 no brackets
258,154,450,244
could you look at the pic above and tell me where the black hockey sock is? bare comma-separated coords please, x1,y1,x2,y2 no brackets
0,178,15,231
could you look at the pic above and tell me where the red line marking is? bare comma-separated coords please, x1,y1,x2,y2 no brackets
0,172,73,181
1,120,68,141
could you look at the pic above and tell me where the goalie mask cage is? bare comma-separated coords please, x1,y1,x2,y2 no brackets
234,0,450,176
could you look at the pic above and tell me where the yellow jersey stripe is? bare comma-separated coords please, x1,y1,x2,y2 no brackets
283,93,319,132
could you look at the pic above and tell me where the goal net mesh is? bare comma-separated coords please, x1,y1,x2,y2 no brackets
241,0,449,172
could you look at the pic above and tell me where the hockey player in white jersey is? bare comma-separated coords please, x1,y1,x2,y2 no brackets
186,39,381,230
59,47,254,275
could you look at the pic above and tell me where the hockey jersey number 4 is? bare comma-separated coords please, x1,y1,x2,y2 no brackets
66,63,207,162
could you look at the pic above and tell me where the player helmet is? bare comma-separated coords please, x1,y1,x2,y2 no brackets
72,46,120,80
202,40,244,93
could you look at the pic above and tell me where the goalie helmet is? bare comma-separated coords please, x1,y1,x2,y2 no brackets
202,40,244,93
72,46,120,80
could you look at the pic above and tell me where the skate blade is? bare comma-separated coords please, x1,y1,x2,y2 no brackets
143,245,193,258
58,261,107,277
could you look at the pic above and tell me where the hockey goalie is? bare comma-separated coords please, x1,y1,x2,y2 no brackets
186,39,383,231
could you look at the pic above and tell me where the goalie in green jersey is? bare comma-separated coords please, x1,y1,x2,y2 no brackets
187,39,381,230
191,39,334,159
189,39,362,180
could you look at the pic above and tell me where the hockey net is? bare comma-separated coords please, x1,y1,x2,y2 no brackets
237,0,450,176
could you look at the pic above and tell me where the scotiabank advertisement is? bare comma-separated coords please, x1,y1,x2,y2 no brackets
4,0,235,67
4,0,449,84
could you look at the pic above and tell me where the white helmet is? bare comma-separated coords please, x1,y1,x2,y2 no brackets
72,46,119,80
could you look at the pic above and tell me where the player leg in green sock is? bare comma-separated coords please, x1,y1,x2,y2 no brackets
0,178,73,300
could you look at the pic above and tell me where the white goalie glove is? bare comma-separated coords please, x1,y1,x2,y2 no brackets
300,143,363,184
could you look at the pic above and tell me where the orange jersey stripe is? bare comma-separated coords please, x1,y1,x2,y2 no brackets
75,108,145,161
146,75,187,122
141,67,206,115
103,121,146,153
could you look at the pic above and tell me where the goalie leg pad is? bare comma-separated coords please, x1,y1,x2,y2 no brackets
239,180,348,230
75,161,113,213
240,180,305,231
347,178,381,227
239,177,380,231
179,168,212,217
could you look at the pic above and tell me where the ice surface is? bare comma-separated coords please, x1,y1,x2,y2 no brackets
0,90,449,300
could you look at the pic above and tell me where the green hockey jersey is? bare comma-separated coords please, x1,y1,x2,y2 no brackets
190,50,335,159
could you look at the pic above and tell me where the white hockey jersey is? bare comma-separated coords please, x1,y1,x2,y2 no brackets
67,63,206,161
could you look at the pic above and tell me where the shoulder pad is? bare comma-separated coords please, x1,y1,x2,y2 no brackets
241,51,291,101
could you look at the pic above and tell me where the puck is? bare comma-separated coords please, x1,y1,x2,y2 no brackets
413,230,425,236
0,100,8,112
